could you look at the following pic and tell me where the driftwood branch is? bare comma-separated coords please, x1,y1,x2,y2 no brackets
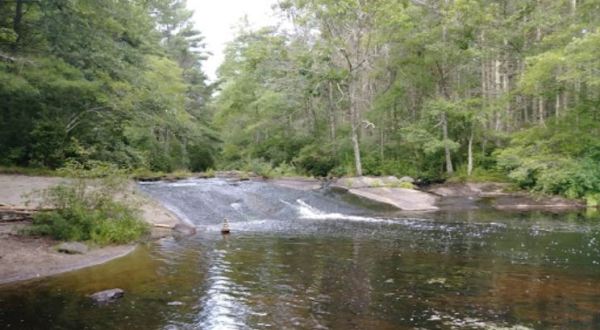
0,205,55,222
0,52,17,63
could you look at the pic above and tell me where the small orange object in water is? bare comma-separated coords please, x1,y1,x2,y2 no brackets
221,218,230,234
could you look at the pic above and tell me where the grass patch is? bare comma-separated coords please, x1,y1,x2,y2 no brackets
390,181,415,189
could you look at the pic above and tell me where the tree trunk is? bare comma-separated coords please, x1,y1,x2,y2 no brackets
494,59,502,131
379,123,385,161
480,31,487,104
350,93,363,176
13,0,24,48
535,22,544,127
441,111,454,174
351,117,363,176
555,93,561,120
327,81,337,156
467,130,473,177
502,40,511,131
538,97,545,126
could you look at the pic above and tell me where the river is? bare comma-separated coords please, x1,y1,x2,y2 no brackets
1,178,599,329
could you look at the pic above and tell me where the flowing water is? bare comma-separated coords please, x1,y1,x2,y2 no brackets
1,178,600,329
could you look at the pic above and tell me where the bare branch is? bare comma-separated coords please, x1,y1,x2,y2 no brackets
0,53,17,62
65,107,109,133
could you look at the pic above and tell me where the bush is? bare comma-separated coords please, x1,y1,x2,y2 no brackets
449,166,509,183
293,144,336,177
271,162,300,178
587,194,600,208
245,158,275,178
25,161,149,245
30,199,147,245
496,113,600,199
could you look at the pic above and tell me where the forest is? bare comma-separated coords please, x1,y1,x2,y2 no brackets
1,0,599,203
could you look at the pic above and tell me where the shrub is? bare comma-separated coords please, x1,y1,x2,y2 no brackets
293,145,336,177
496,112,600,199
587,194,600,208
449,166,509,183
271,162,300,178
26,161,149,245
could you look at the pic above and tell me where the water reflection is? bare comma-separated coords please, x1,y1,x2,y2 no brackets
195,237,253,330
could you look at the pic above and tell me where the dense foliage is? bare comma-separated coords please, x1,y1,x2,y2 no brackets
0,0,216,172
1,0,599,202
212,0,600,201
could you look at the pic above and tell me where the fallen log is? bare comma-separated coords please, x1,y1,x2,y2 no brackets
0,206,55,213
0,206,55,223
0,215,31,222
153,223,174,229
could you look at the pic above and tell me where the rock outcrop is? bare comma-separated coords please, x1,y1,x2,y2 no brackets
332,176,438,211
56,242,88,254
426,182,508,197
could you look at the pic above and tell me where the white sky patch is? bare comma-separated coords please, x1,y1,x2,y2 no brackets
188,0,279,82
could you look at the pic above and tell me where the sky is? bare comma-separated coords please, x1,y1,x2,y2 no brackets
188,0,279,81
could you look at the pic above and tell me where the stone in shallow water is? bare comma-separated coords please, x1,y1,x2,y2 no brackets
89,288,125,303
426,277,447,285
56,242,88,254
173,223,196,236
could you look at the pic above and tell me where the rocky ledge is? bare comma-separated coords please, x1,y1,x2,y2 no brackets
331,176,439,211
426,182,584,211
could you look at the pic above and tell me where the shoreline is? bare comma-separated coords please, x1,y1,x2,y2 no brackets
0,239,136,286
0,173,587,285
269,175,585,211
0,174,185,286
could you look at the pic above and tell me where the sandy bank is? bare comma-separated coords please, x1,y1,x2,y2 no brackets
0,175,183,285
0,224,135,285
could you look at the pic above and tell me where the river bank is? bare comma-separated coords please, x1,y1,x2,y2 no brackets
0,173,587,285
0,175,183,285
270,175,585,211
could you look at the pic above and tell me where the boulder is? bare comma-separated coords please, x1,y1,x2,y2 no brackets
56,242,88,254
398,176,415,183
89,288,124,303
173,223,197,236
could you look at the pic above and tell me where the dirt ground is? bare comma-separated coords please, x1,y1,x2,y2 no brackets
0,175,182,285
